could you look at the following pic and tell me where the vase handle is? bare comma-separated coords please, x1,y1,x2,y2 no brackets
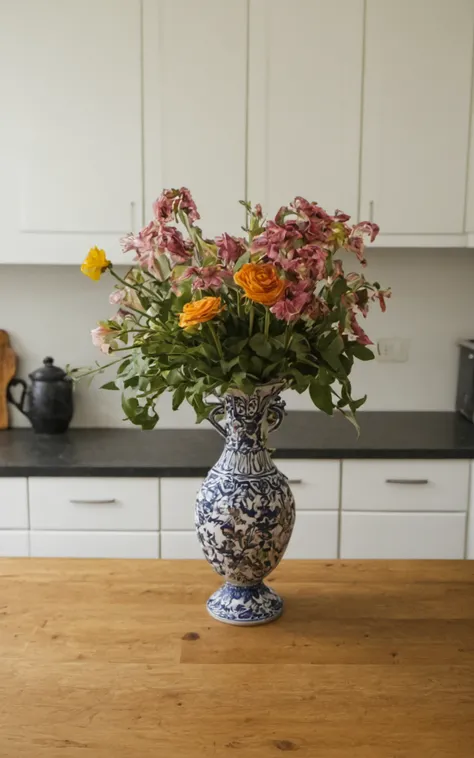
208,401,227,438
267,397,286,433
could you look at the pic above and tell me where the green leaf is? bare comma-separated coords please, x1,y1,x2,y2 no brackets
309,380,334,415
339,408,360,436
224,336,249,355
233,251,251,272
233,372,255,395
249,332,272,358
350,343,375,361
100,381,119,391
198,343,219,361
350,394,367,412
249,355,264,376
330,277,349,300
172,384,186,411
121,395,139,419
317,367,333,386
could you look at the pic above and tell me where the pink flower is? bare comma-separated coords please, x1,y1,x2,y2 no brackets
121,221,159,256
332,259,344,279
374,288,391,313
252,220,302,258
306,297,330,321
254,203,263,219
300,245,328,280
333,209,351,223
271,281,312,323
153,191,175,224
152,187,200,225
91,325,117,355
215,233,246,265
178,265,229,291
347,221,379,265
109,289,125,305
177,187,200,223
349,313,373,345
158,226,193,264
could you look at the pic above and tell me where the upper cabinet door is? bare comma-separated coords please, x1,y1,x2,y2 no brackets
361,0,474,239
143,0,247,238
5,0,143,263
247,0,364,221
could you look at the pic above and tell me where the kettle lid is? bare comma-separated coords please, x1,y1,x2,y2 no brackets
29,357,68,382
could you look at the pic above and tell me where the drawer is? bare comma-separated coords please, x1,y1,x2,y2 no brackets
161,531,204,559
284,512,338,559
30,531,159,558
161,478,202,530
342,460,469,512
341,512,466,559
29,478,159,531
0,478,28,528
276,460,340,510
0,530,29,557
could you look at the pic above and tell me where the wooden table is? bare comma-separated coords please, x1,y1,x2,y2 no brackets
0,559,473,757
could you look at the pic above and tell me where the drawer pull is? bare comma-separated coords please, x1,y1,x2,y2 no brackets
69,498,117,505
287,479,303,485
385,479,429,485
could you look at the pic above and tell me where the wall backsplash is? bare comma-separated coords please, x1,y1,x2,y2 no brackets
1,249,473,428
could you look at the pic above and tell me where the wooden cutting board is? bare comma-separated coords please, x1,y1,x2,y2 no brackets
0,330,17,429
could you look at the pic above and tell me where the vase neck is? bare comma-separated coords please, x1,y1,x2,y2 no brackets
223,385,282,452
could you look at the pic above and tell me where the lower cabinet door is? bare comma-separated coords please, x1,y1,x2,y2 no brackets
341,512,466,559
161,531,204,559
29,531,159,559
0,530,29,557
284,512,338,559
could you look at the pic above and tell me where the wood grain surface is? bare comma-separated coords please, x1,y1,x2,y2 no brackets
0,559,473,757
0,330,16,430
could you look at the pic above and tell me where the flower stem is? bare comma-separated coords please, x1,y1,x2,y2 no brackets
207,321,223,359
248,304,255,337
109,267,156,300
264,308,270,338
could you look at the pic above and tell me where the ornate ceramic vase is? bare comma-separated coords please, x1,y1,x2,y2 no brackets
195,383,296,626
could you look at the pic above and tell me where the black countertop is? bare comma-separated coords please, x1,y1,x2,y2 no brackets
1,412,474,477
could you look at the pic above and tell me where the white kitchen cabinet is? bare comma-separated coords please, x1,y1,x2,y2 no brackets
277,460,340,510
248,0,363,220
161,478,202,531
341,512,466,559
0,531,29,557
342,460,469,512
0,479,29,529
2,0,143,264
361,0,474,244
28,478,159,531
161,531,204,559
284,512,338,560
30,531,158,559
143,0,247,236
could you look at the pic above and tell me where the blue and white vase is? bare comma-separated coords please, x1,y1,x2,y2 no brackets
195,383,295,626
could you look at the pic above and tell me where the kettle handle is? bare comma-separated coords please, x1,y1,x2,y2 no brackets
7,378,29,418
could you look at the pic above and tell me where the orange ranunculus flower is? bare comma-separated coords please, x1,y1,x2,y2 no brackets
178,296,224,328
234,262,286,306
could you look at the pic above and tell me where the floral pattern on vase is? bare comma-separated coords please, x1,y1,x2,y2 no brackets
195,383,295,625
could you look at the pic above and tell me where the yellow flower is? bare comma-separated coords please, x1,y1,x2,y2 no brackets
234,263,286,306
179,297,224,328
81,247,111,281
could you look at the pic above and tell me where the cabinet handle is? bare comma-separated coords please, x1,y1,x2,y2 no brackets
69,498,117,505
385,479,429,485
287,478,303,485
130,201,136,233
369,200,374,223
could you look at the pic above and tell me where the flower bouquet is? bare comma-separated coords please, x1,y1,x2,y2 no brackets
78,188,389,625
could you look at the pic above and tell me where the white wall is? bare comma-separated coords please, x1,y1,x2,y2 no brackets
1,249,473,427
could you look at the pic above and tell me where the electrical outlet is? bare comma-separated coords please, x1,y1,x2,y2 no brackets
376,338,410,363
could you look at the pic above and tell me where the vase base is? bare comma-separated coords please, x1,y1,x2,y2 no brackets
206,581,283,626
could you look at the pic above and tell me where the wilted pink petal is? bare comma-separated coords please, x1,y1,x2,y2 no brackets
109,289,125,305
350,313,373,345
332,259,344,278
333,209,351,222
158,225,193,263
177,187,200,223
91,324,117,354
178,265,228,291
215,233,246,265
153,191,175,224
254,203,263,219
271,280,311,323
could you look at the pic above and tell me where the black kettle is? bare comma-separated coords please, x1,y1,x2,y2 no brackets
7,357,74,434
